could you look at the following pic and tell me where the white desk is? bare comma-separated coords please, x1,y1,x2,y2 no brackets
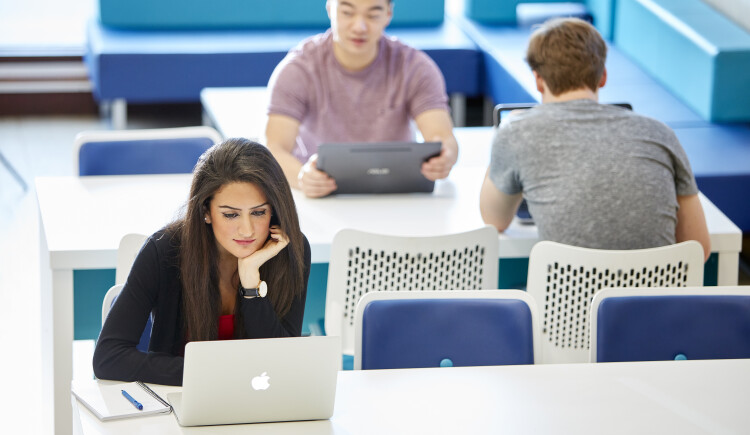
37,170,741,435
75,359,750,434
41,89,742,434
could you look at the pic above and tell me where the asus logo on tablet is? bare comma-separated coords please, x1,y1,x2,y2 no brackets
367,168,390,175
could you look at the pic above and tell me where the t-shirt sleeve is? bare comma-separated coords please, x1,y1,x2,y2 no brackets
665,129,699,196
406,51,450,119
488,124,523,195
267,55,311,122
93,235,185,386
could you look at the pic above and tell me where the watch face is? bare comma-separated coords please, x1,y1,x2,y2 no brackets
259,281,268,298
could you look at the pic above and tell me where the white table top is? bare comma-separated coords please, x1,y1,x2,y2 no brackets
36,120,741,270
36,166,738,268
75,359,750,434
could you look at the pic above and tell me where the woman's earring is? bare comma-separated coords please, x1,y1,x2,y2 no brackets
204,217,210,223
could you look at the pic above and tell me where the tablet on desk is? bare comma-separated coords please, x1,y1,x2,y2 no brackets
317,141,441,194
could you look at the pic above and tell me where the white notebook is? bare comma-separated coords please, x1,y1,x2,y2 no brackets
72,380,172,421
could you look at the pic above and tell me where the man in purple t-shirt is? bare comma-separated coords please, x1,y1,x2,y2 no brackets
266,0,459,198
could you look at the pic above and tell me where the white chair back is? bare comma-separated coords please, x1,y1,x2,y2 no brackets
325,226,500,355
116,233,147,284
527,240,704,364
101,284,124,326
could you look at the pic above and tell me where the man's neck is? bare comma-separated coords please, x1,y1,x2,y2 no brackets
332,41,379,72
541,87,599,104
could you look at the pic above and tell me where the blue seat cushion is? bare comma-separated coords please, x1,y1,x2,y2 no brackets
78,137,213,176
361,298,535,370
596,295,750,362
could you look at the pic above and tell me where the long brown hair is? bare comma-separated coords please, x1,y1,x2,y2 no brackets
171,138,305,342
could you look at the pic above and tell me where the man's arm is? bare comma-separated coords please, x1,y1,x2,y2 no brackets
414,108,458,181
265,114,336,197
480,169,523,232
675,194,711,262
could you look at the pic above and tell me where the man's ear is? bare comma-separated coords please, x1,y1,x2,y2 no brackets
385,2,394,27
598,67,607,89
533,70,545,94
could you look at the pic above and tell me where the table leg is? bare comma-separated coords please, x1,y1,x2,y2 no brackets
40,222,74,435
717,251,739,286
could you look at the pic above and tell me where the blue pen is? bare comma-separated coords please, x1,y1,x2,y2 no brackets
121,389,143,410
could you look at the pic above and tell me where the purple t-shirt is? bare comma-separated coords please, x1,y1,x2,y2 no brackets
267,30,449,161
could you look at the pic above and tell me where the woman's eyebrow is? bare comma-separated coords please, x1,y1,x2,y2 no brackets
218,202,269,210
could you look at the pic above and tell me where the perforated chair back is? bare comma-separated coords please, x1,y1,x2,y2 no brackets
527,240,704,364
75,126,222,176
354,290,540,370
101,283,151,353
116,233,147,284
591,287,750,362
325,226,499,355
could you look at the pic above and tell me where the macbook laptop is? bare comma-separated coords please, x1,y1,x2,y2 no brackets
316,141,441,194
167,336,341,427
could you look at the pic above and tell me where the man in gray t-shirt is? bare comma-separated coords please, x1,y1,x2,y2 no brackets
479,18,710,259
266,0,458,198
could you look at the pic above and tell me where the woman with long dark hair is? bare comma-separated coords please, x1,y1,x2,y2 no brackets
94,138,310,386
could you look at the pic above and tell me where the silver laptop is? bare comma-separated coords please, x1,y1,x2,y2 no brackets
317,141,441,194
167,336,341,426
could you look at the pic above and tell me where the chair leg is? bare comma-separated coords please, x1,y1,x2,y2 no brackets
0,151,28,191
450,93,466,128
110,99,127,130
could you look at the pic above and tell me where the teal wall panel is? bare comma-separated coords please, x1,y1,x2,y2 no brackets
73,269,115,340
99,0,444,30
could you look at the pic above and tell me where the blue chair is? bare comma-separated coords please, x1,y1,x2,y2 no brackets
354,290,540,370
101,284,151,352
590,287,750,363
74,126,222,176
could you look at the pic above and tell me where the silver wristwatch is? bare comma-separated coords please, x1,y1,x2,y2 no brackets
239,280,267,298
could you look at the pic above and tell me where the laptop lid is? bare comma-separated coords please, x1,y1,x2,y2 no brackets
167,336,341,427
317,141,441,194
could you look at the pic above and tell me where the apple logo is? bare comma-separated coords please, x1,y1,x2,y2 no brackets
251,372,271,391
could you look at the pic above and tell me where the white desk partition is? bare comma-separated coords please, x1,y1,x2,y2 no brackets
75,359,750,434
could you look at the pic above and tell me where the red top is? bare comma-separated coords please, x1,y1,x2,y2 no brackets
218,314,235,340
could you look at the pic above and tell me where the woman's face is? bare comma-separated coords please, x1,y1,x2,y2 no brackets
205,182,272,260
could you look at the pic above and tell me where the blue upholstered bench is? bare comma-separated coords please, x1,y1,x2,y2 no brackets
85,0,481,128
461,0,617,39
615,0,750,123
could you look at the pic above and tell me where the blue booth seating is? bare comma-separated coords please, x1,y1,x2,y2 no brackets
450,6,750,232
85,21,481,103
615,0,750,123
462,0,617,39
85,0,481,123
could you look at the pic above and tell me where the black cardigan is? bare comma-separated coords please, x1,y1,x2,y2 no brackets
93,228,310,386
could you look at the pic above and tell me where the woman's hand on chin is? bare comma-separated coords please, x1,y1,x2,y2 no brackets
237,226,289,288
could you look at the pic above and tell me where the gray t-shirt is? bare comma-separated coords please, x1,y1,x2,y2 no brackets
489,99,698,250
267,30,449,161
